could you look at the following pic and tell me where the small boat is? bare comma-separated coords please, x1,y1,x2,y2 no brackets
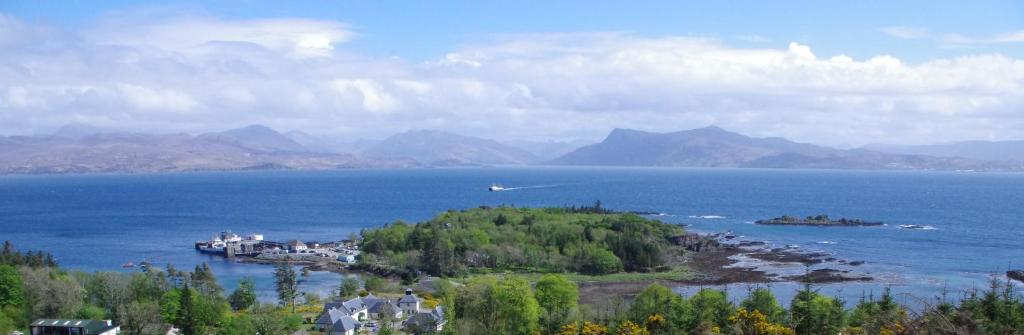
122,262,135,268
488,184,505,192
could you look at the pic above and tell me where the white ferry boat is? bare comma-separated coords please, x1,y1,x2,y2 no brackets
195,231,261,254
488,184,505,192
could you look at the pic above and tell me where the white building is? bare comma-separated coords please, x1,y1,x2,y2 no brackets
397,288,421,316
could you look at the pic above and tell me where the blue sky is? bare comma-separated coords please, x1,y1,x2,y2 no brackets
0,1,1022,145
5,0,1022,62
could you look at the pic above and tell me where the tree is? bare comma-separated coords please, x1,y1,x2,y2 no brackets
0,265,23,307
741,287,786,324
378,319,395,335
422,228,458,276
680,289,734,334
118,300,162,335
251,303,289,335
629,284,679,324
493,276,540,335
581,248,623,275
536,274,579,334
364,276,386,292
228,278,257,311
86,272,131,322
175,284,199,335
19,266,83,320
274,261,298,312
790,285,844,335
191,263,223,296
339,277,360,299
494,214,509,226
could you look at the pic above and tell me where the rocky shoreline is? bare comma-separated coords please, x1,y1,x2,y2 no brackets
577,232,872,304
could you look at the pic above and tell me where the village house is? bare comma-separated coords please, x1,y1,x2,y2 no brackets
315,288,438,334
314,309,359,335
285,240,307,251
29,319,120,335
404,306,447,334
397,288,420,315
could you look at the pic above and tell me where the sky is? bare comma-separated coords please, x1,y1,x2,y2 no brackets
0,0,1022,146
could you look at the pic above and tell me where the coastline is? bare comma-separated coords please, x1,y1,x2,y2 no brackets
204,230,874,307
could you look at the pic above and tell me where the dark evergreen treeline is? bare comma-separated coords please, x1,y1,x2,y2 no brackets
1,241,57,268
357,205,684,279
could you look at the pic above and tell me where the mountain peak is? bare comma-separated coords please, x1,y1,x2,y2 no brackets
224,124,279,135
53,123,103,139
206,124,305,152
365,129,538,165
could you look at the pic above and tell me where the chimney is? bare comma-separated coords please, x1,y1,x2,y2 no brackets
405,288,413,295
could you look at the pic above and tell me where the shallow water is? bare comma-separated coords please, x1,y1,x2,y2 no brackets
1,167,1021,303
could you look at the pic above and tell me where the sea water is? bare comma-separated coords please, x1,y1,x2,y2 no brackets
1,167,1022,304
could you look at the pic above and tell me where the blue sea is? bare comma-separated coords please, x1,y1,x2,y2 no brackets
1,167,1022,305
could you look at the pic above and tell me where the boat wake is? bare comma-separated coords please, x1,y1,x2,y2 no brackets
899,224,938,230
500,184,563,191
816,241,838,245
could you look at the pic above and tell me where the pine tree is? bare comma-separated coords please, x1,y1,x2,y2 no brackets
175,284,199,335
274,261,298,313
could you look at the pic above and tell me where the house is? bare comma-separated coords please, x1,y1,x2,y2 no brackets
367,298,403,320
321,297,368,321
29,319,120,335
314,309,360,335
315,293,407,335
285,240,307,251
404,306,446,334
397,288,421,315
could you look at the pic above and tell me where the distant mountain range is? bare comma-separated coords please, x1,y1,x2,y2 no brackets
1,124,1020,174
863,141,1024,162
0,126,413,174
362,130,539,166
550,126,1021,171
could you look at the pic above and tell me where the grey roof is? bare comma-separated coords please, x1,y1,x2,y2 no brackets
30,319,117,335
321,302,345,314
404,308,445,330
316,309,359,333
361,294,382,308
398,291,419,304
368,299,401,314
341,297,366,313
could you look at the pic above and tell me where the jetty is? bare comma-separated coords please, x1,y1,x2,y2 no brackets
194,231,360,263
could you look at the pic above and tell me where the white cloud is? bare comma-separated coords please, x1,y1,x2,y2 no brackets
0,14,1022,145
87,14,353,58
892,28,1024,48
879,26,930,39
991,30,1024,43
735,35,771,43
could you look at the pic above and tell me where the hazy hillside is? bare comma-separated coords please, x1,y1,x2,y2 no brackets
864,141,1024,162
0,126,413,174
502,139,593,161
550,126,1009,170
285,130,381,154
363,130,540,166
198,125,306,152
